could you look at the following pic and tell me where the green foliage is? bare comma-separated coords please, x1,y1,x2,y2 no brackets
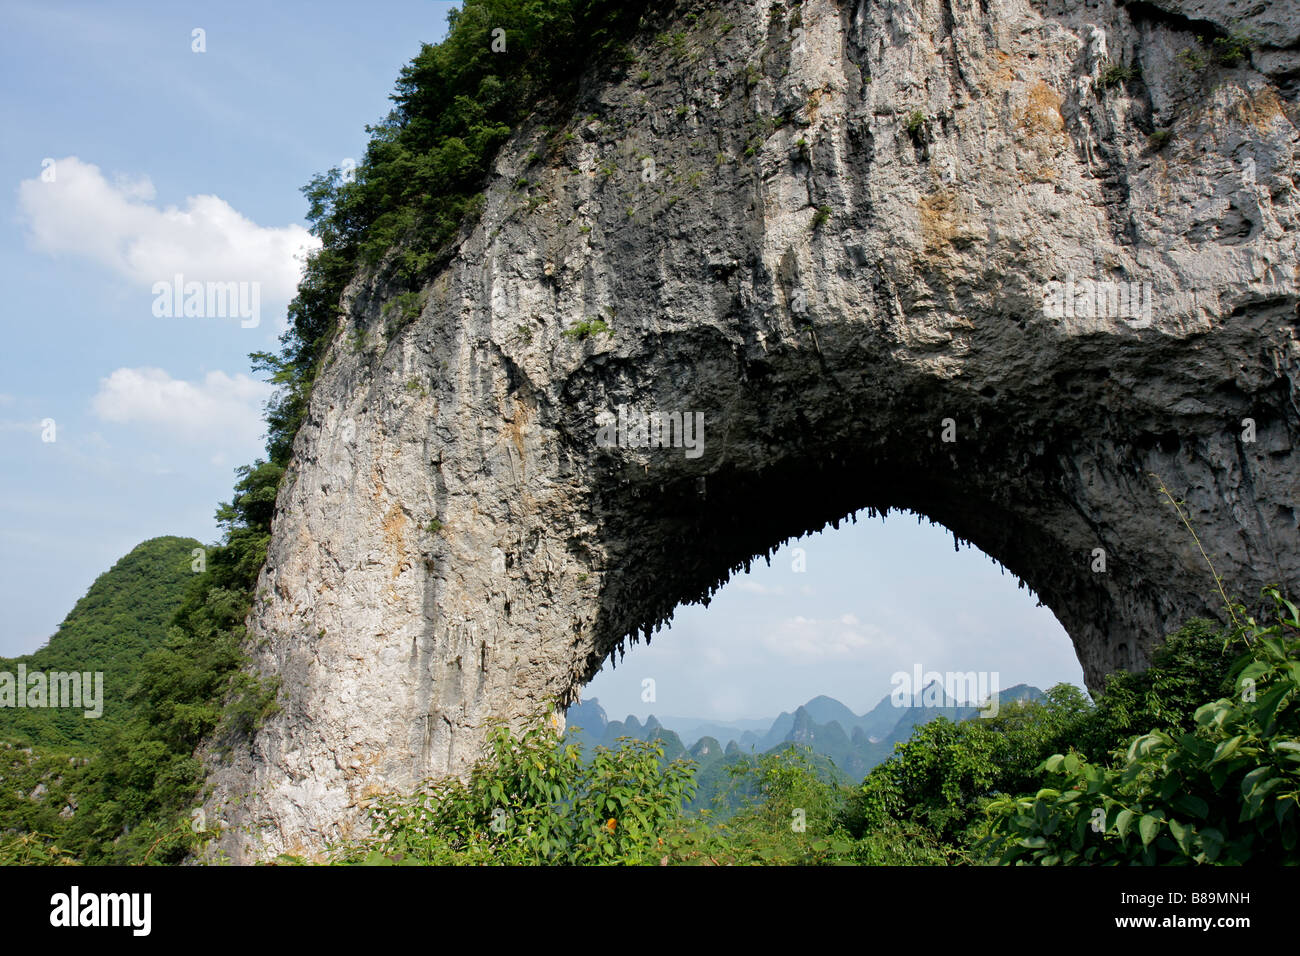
706,747,850,862
850,687,1086,849
642,746,877,865
811,204,831,229
0,743,87,857
846,616,1237,854
1148,129,1173,151
348,722,696,865
345,726,882,865
654,30,688,58
0,536,201,749
977,589,1300,864
562,317,611,340
1212,31,1252,67
905,110,926,142
1098,61,1137,89
382,290,426,336
1177,47,1209,73
44,462,285,864
0,525,282,864
0,829,79,866
1174,30,1251,78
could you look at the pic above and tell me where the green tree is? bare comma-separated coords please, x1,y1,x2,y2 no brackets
347,721,696,865
977,588,1300,865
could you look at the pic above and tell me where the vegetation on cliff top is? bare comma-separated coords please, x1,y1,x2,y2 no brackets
258,0,651,465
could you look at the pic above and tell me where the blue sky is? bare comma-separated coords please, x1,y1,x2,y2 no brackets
0,0,1085,716
584,515,1084,722
1,0,458,655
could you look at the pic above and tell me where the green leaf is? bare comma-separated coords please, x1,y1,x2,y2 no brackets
1211,735,1245,764
1276,798,1295,826
1173,794,1209,819
1240,765,1273,797
1167,818,1194,855
1198,827,1225,862
1194,700,1229,728
1254,682,1292,734
1115,809,1135,839
1139,813,1162,847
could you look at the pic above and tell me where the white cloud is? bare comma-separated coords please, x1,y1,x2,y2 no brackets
762,613,895,661
17,156,319,301
733,579,784,596
90,367,272,448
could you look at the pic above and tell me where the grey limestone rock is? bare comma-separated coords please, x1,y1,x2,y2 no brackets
202,0,1300,861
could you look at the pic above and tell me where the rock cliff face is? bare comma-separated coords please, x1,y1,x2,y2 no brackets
203,0,1300,861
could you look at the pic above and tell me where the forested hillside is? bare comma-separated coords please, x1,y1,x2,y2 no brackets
0,536,201,748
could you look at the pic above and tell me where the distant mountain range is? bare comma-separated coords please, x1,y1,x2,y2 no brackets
565,682,1045,786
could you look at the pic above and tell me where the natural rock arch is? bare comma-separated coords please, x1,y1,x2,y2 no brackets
204,0,1300,861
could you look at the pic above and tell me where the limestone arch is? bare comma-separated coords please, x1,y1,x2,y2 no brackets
201,0,1300,862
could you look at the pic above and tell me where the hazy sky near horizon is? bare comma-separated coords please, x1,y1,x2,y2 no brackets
582,513,1083,722
1,1,1086,718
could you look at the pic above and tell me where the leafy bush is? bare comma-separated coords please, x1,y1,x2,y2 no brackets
699,746,857,864
848,686,1089,850
340,728,882,866
1177,47,1209,73
345,722,695,865
382,290,426,337
905,110,926,142
976,588,1299,864
562,317,611,340
845,615,1238,855
0,831,79,866
1098,61,1137,89
1212,31,1252,67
